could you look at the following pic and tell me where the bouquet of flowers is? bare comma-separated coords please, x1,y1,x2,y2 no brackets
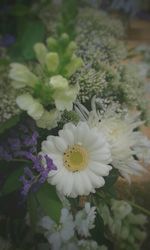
0,1,149,249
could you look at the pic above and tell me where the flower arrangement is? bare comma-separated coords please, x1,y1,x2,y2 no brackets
0,1,150,250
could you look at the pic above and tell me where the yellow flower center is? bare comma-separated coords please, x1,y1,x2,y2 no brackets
63,144,89,172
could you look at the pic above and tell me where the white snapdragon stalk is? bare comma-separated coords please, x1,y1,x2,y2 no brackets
75,202,96,237
39,208,75,250
41,121,112,197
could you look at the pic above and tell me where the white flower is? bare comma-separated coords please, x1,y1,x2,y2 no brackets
49,75,79,111
75,202,96,237
39,208,75,250
9,63,38,88
16,93,44,120
87,109,146,181
41,122,112,197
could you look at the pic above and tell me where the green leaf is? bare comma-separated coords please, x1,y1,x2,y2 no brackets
104,168,119,188
28,194,38,232
11,4,29,17
0,115,20,135
36,182,62,223
2,167,24,195
9,20,45,61
91,212,105,245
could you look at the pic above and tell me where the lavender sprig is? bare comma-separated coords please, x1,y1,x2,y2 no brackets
20,154,57,196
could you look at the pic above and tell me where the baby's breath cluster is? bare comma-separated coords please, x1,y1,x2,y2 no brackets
0,67,20,123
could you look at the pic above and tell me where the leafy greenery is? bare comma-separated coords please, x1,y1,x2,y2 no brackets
9,20,45,61
0,115,20,135
36,182,62,223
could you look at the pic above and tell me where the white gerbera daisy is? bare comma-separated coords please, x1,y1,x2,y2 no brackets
41,122,112,197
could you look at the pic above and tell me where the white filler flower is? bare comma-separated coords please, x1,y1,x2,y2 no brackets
42,122,112,197
39,208,75,250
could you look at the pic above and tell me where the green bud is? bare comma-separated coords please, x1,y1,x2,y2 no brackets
46,52,59,73
46,37,58,51
34,43,47,66
65,41,77,57
59,33,70,47
49,75,68,90
64,56,84,77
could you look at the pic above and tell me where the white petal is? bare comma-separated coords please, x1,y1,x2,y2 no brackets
87,169,105,188
53,137,68,152
59,128,75,146
90,161,112,176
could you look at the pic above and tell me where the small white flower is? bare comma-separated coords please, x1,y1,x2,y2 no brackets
16,94,44,120
39,208,75,250
75,202,96,237
41,122,112,197
9,63,38,88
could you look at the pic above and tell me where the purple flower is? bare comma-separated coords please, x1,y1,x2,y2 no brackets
0,117,39,161
20,154,57,196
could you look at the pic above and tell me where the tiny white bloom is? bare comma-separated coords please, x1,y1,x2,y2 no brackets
39,208,75,250
75,202,96,237
41,122,112,197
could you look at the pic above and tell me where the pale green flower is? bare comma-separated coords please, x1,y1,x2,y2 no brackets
49,75,79,111
46,52,59,73
16,93,44,120
9,63,38,88
49,75,69,90
36,109,61,129
64,56,84,78
34,42,48,66
53,84,79,111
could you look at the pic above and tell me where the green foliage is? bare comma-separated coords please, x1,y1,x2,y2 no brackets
9,20,45,61
28,194,38,232
36,182,62,223
91,211,105,245
1,166,24,195
0,115,20,135
33,82,54,106
57,0,79,38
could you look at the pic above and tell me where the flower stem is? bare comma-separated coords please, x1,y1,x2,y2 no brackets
130,201,150,216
